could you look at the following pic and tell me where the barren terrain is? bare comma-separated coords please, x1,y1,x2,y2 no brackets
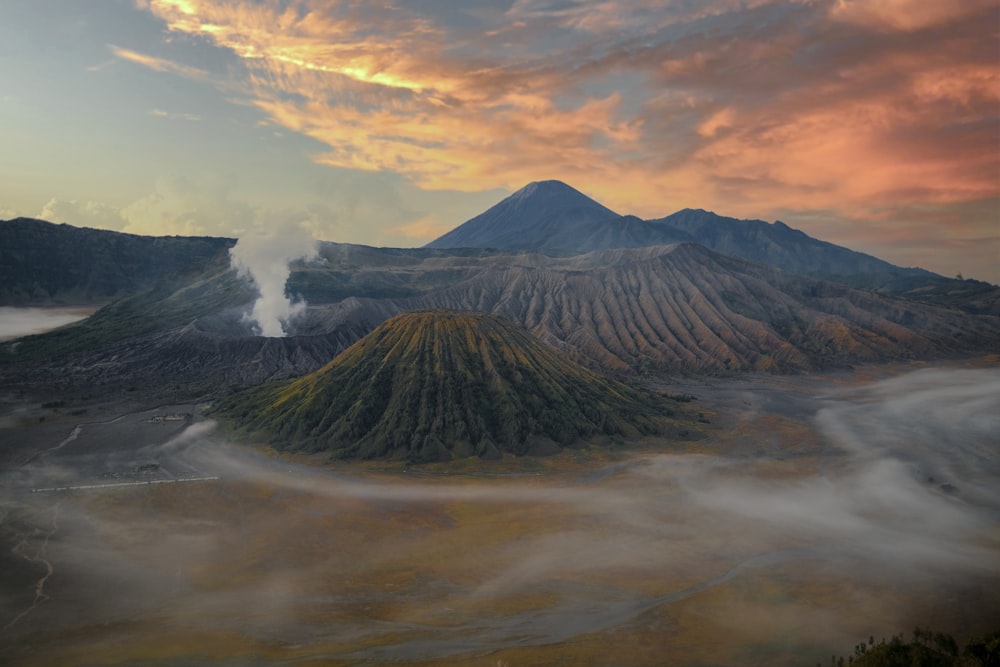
1,360,998,665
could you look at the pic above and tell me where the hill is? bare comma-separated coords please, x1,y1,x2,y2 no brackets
0,217,233,305
214,311,680,462
829,628,999,666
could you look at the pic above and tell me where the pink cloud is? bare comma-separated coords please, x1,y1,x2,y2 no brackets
130,0,999,280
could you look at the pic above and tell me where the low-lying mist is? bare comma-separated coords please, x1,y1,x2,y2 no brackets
1,366,998,664
0,307,95,342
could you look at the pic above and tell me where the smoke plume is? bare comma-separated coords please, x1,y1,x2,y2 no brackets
229,223,317,337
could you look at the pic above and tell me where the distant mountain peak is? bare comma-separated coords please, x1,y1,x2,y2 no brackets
510,179,580,198
503,179,614,212
426,180,620,250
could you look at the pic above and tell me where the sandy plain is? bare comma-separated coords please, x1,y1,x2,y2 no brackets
1,360,998,666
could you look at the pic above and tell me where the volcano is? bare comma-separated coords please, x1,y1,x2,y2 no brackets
215,310,681,462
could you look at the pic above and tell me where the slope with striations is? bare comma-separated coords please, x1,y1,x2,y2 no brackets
215,311,678,462
396,244,999,373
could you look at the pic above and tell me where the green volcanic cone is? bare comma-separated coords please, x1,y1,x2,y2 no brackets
215,310,680,462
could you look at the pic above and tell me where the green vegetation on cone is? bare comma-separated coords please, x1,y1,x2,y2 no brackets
215,310,679,462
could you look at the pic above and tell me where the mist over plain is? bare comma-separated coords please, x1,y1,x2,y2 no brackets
2,364,997,664
0,308,93,342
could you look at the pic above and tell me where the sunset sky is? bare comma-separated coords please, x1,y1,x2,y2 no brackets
1,0,997,282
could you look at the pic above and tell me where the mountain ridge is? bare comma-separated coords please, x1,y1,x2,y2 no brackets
648,208,915,278
0,217,234,305
6,241,997,404
3,185,999,404
424,181,998,312
5,188,997,316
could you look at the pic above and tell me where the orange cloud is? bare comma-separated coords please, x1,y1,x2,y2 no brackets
132,0,999,238
828,0,997,31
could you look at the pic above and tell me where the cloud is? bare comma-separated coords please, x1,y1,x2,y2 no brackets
30,183,254,239
3,365,998,653
132,1,998,201
119,176,253,237
108,44,210,80
37,198,126,230
378,213,453,246
0,307,92,341
28,178,351,274
135,0,649,192
149,108,202,121
828,0,998,31
122,0,999,281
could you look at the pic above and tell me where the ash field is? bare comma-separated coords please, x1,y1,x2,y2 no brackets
2,362,998,666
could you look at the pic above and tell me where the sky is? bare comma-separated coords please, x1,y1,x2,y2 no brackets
0,0,997,282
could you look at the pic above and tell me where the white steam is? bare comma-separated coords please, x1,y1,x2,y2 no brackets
229,223,318,337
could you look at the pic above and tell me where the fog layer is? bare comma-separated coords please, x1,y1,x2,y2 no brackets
0,307,95,342
1,366,998,665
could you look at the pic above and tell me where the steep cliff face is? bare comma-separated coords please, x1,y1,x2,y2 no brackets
215,311,679,462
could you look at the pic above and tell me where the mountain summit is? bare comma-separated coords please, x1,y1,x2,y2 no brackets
427,180,908,272
426,180,639,252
